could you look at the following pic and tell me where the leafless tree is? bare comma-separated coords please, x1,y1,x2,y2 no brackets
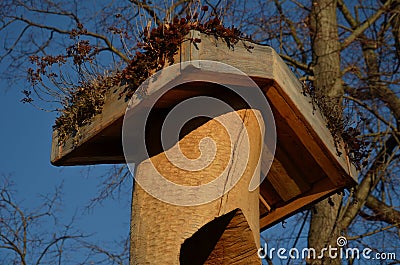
0,175,128,265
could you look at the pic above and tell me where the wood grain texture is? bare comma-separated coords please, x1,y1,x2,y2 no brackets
130,109,262,264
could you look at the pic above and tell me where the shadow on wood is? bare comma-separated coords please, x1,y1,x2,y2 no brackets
180,209,260,265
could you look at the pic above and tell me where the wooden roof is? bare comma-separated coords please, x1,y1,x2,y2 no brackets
51,31,357,230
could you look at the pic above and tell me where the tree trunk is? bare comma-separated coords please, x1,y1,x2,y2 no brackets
308,1,343,264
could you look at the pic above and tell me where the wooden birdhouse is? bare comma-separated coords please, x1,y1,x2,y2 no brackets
51,31,357,264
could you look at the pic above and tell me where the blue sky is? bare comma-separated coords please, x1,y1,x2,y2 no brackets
0,84,130,248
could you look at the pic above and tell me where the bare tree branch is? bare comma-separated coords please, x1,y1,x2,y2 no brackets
273,0,307,63
364,195,400,225
15,0,81,25
341,0,394,50
0,234,27,265
0,176,127,265
10,16,130,63
337,0,357,28
279,53,313,73
35,235,84,265
129,0,162,26
344,95,398,131
340,135,399,228
347,223,398,239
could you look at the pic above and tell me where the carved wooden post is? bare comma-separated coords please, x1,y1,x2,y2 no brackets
130,108,263,264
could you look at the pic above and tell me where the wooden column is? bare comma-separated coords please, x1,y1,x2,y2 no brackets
129,108,263,264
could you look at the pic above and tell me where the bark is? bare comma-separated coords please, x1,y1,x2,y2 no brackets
361,35,400,122
308,195,342,265
364,195,400,225
307,1,343,264
381,0,400,63
309,0,342,100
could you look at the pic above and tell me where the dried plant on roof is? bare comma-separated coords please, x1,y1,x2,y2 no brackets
24,5,250,144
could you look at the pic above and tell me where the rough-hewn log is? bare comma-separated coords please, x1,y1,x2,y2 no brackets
129,108,263,264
